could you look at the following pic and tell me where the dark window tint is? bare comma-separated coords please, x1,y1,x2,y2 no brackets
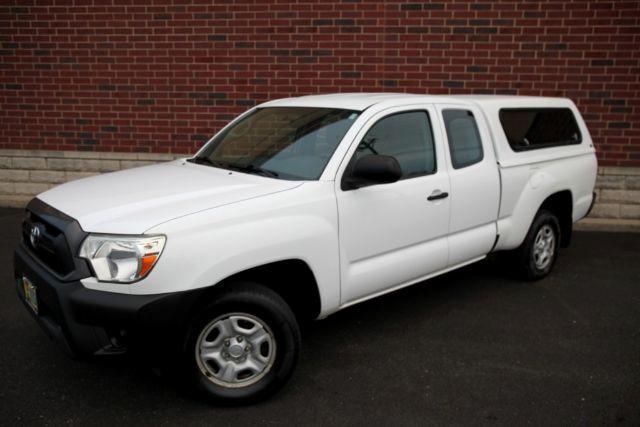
353,111,436,178
443,109,484,169
499,108,582,151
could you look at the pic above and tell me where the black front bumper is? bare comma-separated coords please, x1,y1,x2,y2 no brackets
14,243,202,358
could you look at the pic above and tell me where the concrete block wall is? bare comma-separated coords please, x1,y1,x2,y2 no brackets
591,167,640,220
0,150,186,208
0,150,639,225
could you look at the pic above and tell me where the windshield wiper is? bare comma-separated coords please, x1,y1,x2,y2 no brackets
188,157,279,178
188,157,240,171
187,156,219,167
229,163,280,178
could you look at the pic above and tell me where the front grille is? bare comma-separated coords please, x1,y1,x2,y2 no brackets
21,198,90,281
22,212,74,275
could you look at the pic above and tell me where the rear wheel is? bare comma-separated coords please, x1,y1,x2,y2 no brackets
515,210,560,281
184,282,301,404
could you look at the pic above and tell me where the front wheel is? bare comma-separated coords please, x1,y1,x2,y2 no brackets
184,282,301,404
514,210,560,281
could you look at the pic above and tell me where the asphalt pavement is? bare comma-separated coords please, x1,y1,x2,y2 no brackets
1,207,639,426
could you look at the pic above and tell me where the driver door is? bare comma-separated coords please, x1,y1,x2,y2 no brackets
336,106,451,305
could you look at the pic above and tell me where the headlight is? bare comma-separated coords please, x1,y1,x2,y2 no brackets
78,234,166,283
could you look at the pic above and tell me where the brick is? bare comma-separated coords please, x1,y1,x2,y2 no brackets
467,65,487,73
444,81,464,88
620,205,640,219
0,169,29,182
591,59,614,66
608,122,631,129
400,4,422,11
46,158,83,171
82,159,121,172
471,3,490,10
589,203,620,219
8,150,65,158
453,27,474,34
138,153,183,161
14,182,51,195
0,183,13,195
47,158,120,172
12,157,46,170
600,167,640,177
599,190,640,204
120,160,156,170
63,151,137,160
66,171,99,181
0,1,637,168
29,170,67,184
595,175,626,190
627,176,640,190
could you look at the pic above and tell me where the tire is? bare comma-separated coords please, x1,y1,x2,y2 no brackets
183,282,301,404
514,209,561,281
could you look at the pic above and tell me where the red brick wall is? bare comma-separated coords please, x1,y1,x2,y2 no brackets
1,0,639,166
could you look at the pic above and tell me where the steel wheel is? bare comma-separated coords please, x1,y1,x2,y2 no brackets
533,224,556,270
195,313,276,388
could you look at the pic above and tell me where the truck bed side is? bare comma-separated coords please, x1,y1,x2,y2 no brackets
472,97,598,251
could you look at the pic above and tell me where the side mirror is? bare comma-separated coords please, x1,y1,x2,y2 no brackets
343,154,402,190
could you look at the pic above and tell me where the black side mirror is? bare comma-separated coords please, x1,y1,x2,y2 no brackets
342,154,402,190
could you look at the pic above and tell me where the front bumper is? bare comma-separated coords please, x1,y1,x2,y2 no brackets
14,243,202,358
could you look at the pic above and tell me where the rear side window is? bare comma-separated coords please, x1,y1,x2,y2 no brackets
499,108,582,151
353,111,436,179
442,109,484,169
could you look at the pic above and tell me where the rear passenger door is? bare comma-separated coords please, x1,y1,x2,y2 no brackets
436,104,500,266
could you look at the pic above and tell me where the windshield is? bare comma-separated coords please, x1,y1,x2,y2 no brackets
192,107,360,180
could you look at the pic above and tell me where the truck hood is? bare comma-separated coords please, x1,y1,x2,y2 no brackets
37,160,303,234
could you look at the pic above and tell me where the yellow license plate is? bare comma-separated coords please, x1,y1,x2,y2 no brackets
22,277,38,314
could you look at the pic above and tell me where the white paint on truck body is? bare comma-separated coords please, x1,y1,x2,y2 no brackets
35,93,597,318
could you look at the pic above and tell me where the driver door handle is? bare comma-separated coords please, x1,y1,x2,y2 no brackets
427,190,449,201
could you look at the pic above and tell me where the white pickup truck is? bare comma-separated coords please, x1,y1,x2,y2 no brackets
15,93,597,403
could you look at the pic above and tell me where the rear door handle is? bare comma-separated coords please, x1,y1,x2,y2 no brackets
427,190,449,201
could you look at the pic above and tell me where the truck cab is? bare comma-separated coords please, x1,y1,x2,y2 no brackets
15,93,597,403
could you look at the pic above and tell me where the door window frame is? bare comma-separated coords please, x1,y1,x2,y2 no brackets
441,108,484,170
338,106,443,191
434,103,495,172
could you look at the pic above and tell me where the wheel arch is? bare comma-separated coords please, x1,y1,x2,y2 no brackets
496,187,574,251
191,259,323,325
538,190,573,247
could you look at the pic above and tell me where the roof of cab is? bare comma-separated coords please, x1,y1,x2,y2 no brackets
259,92,573,111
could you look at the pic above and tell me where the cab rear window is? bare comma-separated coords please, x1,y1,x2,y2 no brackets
499,108,582,151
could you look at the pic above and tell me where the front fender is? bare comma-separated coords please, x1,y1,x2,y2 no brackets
131,183,341,317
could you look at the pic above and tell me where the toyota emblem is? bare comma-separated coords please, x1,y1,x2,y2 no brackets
29,224,41,248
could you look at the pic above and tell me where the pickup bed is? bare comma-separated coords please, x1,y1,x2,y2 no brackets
14,93,597,403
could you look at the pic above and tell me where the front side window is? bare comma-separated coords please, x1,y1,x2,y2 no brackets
442,109,484,169
193,107,360,180
351,111,436,179
499,108,582,151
